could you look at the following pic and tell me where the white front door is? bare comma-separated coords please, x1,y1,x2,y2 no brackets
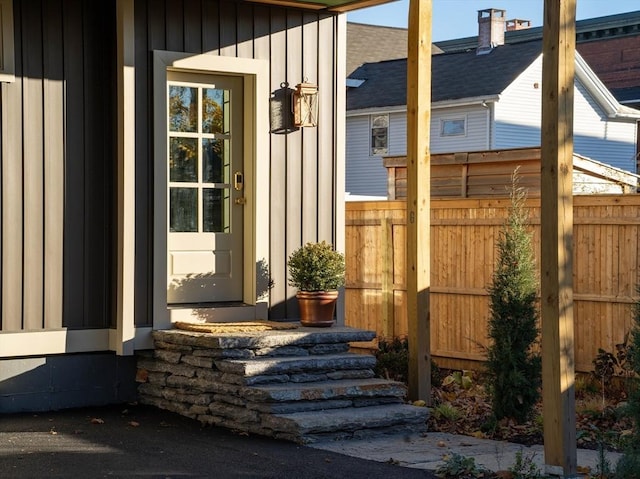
166,72,244,304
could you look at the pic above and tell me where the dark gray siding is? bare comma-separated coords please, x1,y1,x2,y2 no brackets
0,0,116,332
134,0,341,324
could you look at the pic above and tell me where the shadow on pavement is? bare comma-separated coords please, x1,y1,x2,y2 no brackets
0,403,436,478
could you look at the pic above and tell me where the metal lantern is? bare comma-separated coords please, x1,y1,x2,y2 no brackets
292,81,318,127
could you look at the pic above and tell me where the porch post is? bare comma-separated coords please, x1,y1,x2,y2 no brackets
406,0,432,402
541,0,577,475
113,0,136,355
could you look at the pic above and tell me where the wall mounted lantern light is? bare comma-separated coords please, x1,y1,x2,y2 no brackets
292,81,318,127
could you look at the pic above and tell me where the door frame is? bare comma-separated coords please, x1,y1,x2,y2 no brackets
152,51,270,330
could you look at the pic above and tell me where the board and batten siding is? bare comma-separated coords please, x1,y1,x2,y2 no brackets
495,55,638,173
1,0,116,333
134,0,343,322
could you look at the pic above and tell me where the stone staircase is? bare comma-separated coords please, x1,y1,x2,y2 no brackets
136,326,428,444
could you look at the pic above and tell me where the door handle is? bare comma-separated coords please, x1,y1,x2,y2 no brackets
234,172,244,191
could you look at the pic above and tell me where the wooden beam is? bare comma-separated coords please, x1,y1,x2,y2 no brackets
406,0,432,401
540,0,577,476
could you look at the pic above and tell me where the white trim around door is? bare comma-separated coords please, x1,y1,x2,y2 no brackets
152,52,270,331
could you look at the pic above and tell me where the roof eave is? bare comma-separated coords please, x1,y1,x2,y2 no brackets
575,53,640,120
246,0,397,13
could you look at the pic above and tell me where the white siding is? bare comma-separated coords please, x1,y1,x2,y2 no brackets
345,115,388,197
573,79,638,172
494,56,544,149
388,111,407,156
431,106,489,153
346,107,490,197
495,55,638,173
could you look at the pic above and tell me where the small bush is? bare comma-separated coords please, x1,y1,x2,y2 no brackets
374,336,443,387
433,403,462,421
509,449,543,479
435,453,489,479
617,285,640,474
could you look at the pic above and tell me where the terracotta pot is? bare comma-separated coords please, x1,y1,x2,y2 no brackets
296,290,339,327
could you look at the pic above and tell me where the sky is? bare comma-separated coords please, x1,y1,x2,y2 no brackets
347,0,640,42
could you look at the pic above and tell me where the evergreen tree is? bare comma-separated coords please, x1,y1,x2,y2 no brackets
615,286,640,478
485,170,541,423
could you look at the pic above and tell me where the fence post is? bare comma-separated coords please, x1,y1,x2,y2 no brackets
381,216,395,339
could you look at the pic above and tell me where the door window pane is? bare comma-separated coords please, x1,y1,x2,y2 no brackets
202,88,224,134
203,139,227,184
170,188,197,232
169,86,198,132
170,137,198,182
203,188,229,232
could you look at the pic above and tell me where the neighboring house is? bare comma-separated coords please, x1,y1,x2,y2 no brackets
346,22,443,77
0,0,392,412
345,9,640,198
435,9,640,109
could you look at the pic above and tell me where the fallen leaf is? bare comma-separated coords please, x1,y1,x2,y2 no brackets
90,418,105,424
413,400,426,407
128,421,140,427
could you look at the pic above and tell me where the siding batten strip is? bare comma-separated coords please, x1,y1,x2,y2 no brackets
43,0,64,330
1,70,23,331
114,0,136,355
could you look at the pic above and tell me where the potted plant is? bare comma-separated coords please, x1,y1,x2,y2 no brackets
288,241,345,327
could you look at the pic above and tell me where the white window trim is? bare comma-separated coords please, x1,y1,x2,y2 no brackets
370,113,389,156
440,116,467,137
0,0,14,82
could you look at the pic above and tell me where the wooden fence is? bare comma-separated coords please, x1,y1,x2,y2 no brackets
345,196,640,373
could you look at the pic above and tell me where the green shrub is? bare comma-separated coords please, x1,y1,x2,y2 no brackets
374,336,443,387
509,449,544,479
485,170,541,423
435,453,489,479
287,241,345,291
617,286,640,475
433,403,462,421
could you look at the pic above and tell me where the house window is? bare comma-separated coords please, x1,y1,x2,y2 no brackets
0,0,15,82
371,114,388,156
440,118,466,137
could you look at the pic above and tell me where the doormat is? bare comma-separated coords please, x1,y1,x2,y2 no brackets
173,320,298,333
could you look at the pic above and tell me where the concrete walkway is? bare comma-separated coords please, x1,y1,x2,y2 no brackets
309,431,622,476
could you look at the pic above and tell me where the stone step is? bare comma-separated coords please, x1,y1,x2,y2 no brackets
153,326,376,352
215,353,376,378
262,404,429,444
243,378,406,403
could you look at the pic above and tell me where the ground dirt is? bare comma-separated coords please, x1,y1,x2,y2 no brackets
426,370,634,453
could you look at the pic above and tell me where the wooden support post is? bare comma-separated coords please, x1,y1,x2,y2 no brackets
541,0,577,475
406,0,432,402
381,216,394,339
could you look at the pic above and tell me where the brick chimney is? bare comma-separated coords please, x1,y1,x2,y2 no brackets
506,18,531,31
477,8,506,54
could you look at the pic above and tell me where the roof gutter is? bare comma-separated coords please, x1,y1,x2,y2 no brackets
346,95,500,115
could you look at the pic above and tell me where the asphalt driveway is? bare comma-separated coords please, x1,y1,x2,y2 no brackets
0,403,436,479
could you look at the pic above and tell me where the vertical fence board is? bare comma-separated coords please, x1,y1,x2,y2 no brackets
346,196,640,373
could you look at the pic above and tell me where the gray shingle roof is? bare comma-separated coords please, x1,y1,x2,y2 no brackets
347,40,543,111
347,22,443,77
